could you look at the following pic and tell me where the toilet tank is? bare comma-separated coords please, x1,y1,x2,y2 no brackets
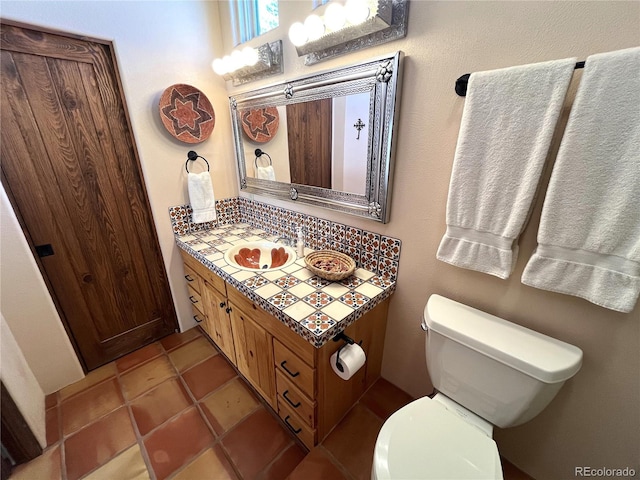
423,295,582,428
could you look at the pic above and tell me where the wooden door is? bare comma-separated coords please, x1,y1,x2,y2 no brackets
229,305,276,407
286,98,332,188
201,282,236,363
0,23,177,370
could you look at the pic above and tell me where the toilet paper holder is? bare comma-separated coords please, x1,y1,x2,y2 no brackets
332,332,362,373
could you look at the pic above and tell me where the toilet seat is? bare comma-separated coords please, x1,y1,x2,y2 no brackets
372,396,503,480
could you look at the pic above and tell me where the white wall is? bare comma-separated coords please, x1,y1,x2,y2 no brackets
0,313,46,447
0,186,84,394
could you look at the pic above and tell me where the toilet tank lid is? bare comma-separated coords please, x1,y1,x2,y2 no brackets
424,295,583,383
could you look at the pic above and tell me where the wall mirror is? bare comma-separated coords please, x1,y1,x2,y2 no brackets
230,51,403,223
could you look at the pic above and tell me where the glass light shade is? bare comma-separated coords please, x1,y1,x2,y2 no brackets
345,0,370,25
241,47,259,66
212,58,226,75
288,22,308,47
324,3,346,32
304,14,325,41
230,50,244,71
222,55,235,73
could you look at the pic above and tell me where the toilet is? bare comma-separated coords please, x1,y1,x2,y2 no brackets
372,294,583,480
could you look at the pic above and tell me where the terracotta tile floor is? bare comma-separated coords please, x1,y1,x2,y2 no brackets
10,328,532,480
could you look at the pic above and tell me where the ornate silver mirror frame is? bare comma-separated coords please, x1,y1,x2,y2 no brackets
230,51,403,223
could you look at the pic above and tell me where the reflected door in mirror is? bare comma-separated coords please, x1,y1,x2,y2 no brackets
287,99,332,189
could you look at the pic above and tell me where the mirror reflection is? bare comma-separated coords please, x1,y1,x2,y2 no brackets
230,51,403,223
241,93,370,195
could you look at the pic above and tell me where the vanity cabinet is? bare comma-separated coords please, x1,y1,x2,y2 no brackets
179,250,389,449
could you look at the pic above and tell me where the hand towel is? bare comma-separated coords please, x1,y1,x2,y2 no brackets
522,47,640,313
188,171,216,223
257,165,276,181
436,58,577,278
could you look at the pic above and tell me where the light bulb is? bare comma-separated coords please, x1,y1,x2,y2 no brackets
242,46,259,66
222,55,234,73
304,14,325,41
345,0,370,25
212,58,226,75
324,3,346,32
231,50,244,70
288,22,308,47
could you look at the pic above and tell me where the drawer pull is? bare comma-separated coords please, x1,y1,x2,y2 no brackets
284,415,302,434
193,315,203,323
282,390,301,408
220,301,226,308
189,296,198,304
185,274,194,282
280,361,300,378
226,307,232,314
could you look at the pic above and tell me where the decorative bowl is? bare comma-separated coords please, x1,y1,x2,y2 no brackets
304,250,356,281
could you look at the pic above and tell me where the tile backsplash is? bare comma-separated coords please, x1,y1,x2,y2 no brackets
169,197,401,281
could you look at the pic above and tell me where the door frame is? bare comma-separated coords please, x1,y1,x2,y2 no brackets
0,20,177,372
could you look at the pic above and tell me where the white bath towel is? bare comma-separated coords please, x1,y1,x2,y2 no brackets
522,47,640,313
257,165,276,181
188,171,217,223
436,58,577,278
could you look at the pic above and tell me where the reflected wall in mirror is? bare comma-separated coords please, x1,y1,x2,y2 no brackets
231,51,403,223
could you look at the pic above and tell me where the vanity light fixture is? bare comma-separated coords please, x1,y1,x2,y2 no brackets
288,0,408,65
212,40,284,86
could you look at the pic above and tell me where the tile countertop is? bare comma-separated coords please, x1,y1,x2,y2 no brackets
176,223,396,348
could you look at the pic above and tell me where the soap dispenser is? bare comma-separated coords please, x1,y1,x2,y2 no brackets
296,226,305,257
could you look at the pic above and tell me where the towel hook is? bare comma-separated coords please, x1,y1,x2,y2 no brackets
254,148,272,169
185,150,210,173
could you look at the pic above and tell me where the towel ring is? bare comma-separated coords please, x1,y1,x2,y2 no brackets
185,150,210,173
254,148,272,169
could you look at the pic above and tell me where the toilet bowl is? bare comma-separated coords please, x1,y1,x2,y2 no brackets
373,394,502,480
372,294,582,480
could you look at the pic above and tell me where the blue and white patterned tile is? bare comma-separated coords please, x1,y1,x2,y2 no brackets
303,291,334,309
361,231,381,255
379,236,401,260
306,276,331,288
243,276,269,290
331,223,346,243
345,226,362,248
274,275,300,289
378,257,399,281
268,291,298,310
340,275,364,289
300,312,336,336
338,291,370,308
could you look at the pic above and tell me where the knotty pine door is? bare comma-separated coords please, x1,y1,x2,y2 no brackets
0,23,178,370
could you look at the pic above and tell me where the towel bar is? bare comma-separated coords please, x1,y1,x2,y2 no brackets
455,61,586,97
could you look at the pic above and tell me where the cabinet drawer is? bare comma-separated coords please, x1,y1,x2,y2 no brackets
274,340,315,399
187,286,204,315
183,264,201,293
276,369,315,427
181,250,226,296
277,397,316,450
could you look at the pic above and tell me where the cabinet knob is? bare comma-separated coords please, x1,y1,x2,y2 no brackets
226,307,232,314
220,301,226,308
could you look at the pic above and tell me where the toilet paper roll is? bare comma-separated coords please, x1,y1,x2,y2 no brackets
330,343,366,381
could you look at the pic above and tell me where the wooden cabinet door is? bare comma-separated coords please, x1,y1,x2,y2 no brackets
201,282,236,364
0,23,177,370
229,305,276,408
